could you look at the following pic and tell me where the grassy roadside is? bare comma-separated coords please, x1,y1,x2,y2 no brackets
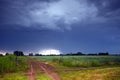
59,67,120,80
4,56,118,80
0,72,28,80
36,73,51,80
0,55,29,80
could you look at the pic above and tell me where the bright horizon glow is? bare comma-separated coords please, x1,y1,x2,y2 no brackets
39,49,61,55
0,51,6,55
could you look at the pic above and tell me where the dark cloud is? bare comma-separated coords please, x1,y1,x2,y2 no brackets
0,0,120,54
88,0,120,17
0,0,97,31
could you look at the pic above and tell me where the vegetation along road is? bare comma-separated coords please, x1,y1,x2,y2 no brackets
26,58,61,80
0,55,120,80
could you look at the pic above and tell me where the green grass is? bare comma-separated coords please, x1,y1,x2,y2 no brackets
0,72,52,80
0,54,119,80
30,56,120,80
0,55,28,75
30,56,120,68
0,72,28,80
36,73,51,80
59,67,120,80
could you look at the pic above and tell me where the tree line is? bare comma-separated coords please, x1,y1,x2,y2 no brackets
1,51,120,56
65,52,109,56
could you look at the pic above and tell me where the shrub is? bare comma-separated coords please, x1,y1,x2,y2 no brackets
0,55,28,75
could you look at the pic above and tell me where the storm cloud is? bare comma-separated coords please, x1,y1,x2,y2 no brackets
0,0,120,53
0,0,98,31
88,0,120,17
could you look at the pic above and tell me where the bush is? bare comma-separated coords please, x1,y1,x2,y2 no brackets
0,55,28,75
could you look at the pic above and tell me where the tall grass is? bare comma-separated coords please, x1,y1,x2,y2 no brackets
30,56,120,68
59,67,120,80
58,56,120,67
0,55,28,75
0,73,28,80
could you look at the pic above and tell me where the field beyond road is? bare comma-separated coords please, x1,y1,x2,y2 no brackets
30,56,120,68
30,56,120,80
0,55,120,80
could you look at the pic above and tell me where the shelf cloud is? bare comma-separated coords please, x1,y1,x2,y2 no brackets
1,0,98,31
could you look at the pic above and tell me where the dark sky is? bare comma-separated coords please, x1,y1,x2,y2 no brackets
0,0,120,54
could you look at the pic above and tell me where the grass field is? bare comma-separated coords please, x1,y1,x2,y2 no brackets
0,55,120,80
59,67,120,80
30,55,120,80
0,55,29,79
30,56,120,68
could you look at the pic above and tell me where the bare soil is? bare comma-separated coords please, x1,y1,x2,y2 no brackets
25,58,61,80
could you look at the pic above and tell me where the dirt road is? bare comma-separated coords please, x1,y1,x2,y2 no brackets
25,58,61,80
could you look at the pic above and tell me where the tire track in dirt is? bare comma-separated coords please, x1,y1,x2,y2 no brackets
25,59,38,80
25,58,61,80
37,61,61,80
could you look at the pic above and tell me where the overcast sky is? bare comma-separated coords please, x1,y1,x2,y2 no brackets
0,0,120,54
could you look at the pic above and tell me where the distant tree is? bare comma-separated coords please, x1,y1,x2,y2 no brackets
66,53,73,56
35,53,42,56
35,54,40,56
29,53,33,56
76,52,85,55
98,52,109,55
0,54,3,56
88,53,98,56
66,52,85,56
14,51,24,56
39,54,42,56
5,53,9,56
